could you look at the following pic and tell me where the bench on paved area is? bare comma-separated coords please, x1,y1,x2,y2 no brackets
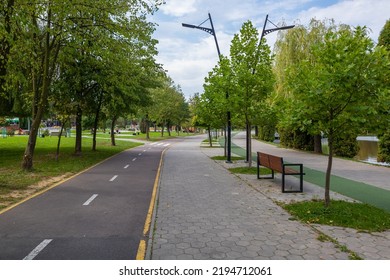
257,151,305,193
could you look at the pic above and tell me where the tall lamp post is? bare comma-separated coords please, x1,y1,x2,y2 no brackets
244,15,295,163
182,13,232,163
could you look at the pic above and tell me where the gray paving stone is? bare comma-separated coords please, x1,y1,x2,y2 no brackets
147,135,390,260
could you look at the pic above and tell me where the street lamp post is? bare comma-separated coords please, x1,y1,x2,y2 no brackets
244,15,295,163
182,13,232,163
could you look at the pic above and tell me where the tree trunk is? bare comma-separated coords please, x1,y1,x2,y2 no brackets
314,134,323,154
74,105,83,156
22,7,52,170
208,126,212,147
110,117,117,146
92,91,103,151
224,126,227,157
325,131,333,207
22,115,40,170
55,121,66,161
246,120,252,167
167,122,171,136
161,122,164,137
145,113,150,141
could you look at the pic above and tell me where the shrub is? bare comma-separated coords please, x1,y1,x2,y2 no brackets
333,132,359,158
378,131,390,163
279,127,314,151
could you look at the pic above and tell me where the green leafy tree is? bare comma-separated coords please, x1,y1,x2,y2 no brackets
286,25,390,207
0,0,162,169
200,57,231,146
378,19,390,51
377,19,390,163
229,21,274,166
273,20,338,153
149,76,189,137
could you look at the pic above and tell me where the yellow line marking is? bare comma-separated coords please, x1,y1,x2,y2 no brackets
136,148,167,260
136,240,146,260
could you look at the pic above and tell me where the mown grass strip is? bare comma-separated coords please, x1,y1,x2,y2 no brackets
281,200,390,232
228,166,272,175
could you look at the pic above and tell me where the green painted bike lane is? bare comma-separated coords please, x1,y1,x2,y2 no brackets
220,137,390,213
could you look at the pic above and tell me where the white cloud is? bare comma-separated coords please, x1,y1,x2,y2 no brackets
160,0,198,17
153,0,390,98
297,0,390,42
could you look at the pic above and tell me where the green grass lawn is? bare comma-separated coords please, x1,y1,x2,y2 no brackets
228,166,272,175
94,130,185,142
0,135,142,209
211,155,244,161
281,200,390,232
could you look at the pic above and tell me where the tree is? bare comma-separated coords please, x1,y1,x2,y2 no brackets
0,0,14,113
200,57,231,146
148,76,188,137
378,19,390,51
286,24,390,207
229,21,274,166
273,20,337,153
377,19,390,163
0,0,162,169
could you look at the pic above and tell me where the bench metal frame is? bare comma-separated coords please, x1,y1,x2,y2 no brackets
257,152,305,193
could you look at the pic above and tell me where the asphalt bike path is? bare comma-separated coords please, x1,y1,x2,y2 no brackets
0,139,179,260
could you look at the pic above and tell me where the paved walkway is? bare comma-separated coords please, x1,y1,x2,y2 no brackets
230,132,390,212
147,134,390,260
233,132,390,192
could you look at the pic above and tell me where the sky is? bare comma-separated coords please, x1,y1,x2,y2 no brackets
150,0,390,99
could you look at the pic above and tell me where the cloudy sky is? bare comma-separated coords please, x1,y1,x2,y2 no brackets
150,0,390,99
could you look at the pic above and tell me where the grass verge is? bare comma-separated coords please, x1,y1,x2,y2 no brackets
228,166,272,175
281,200,390,232
0,136,142,210
94,131,178,142
211,156,245,161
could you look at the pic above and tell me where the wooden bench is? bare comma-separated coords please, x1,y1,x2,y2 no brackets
257,152,305,193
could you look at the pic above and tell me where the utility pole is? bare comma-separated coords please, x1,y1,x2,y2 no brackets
182,13,232,163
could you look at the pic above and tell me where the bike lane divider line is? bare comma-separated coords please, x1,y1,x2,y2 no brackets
138,153,142,156
83,194,98,206
23,239,53,260
132,158,137,162
124,164,130,169
109,175,118,182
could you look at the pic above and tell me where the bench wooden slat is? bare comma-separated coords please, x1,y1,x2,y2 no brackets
257,151,304,193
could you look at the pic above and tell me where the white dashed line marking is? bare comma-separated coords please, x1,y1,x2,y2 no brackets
124,165,129,169
83,194,98,206
138,153,142,156
23,239,53,260
163,143,170,147
110,175,118,182
132,158,137,162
